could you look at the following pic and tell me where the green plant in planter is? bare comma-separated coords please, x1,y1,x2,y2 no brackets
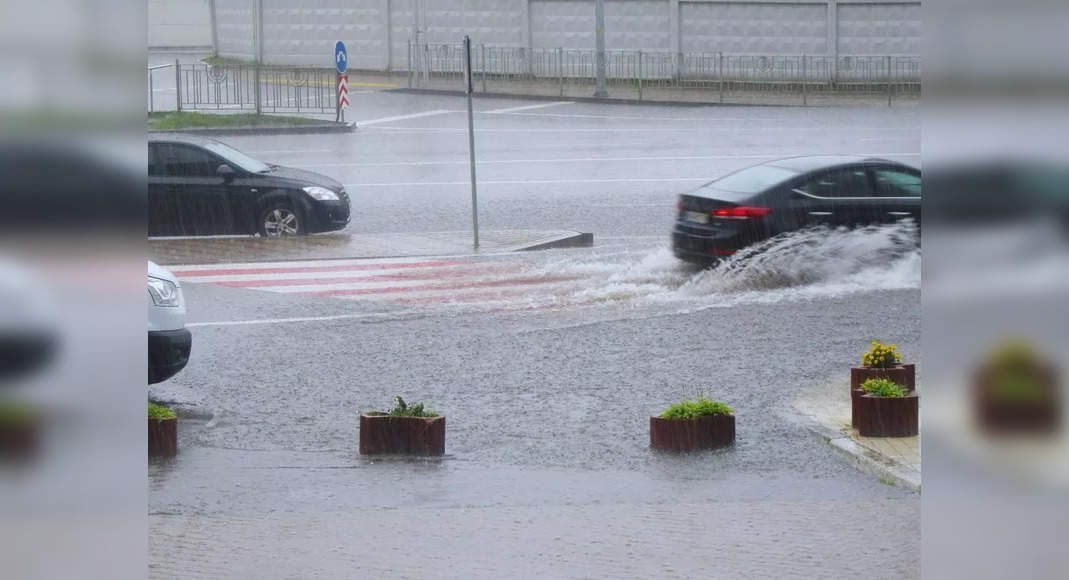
0,398,40,427
860,377,907,398
660,395,734,419
365,396,439,418
148,402,177,420
862,341,902,369
982,339,1053,406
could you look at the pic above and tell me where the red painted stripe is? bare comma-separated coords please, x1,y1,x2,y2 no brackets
215,265,510,288
173,259,467,278
305,275,581,297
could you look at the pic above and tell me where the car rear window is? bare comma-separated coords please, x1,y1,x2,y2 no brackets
703,165,799,194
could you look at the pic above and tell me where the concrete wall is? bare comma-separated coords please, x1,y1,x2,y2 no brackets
149,0,213,49
213,0,921,69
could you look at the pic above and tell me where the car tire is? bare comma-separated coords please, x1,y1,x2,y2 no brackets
258,203,303,237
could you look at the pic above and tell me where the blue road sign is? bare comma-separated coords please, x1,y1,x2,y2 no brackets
335,41,348,74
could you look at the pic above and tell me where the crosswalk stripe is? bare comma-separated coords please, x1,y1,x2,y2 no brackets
173,257,580,310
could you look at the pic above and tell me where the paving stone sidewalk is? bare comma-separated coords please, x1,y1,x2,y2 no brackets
794,381,922,491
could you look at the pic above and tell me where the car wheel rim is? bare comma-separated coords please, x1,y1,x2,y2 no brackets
264,209,298,237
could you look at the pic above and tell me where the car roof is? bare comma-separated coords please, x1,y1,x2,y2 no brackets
762,155,900,172
148,133,217,146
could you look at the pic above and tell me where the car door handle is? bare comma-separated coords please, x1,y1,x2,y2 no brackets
808,211,833,216
887,211,911,216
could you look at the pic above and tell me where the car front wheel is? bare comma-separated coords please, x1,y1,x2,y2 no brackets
258,204,303,237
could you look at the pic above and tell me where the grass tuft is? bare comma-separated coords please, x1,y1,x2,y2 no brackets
660,395,733,419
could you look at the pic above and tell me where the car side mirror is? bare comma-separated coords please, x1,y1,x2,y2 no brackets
217,164,236,179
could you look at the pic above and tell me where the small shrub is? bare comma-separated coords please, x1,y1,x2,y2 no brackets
862,341,902,369
0,398,40,426
148,402,177,420
860,378,907,398
660,395,734,419
383,396,438,418
983,339,1053,406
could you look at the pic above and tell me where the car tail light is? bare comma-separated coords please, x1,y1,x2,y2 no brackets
711,206,772,219
710,248,736,256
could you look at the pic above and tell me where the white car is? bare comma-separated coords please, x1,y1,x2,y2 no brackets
148,261,191,384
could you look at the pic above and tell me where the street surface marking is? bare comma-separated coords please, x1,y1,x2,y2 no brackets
299,152,919,169
481,101,574,114
342,177,717,187
356,109,455,126
188,313,400,327
173,257,585,312
485,111,782,122
360,125,917,134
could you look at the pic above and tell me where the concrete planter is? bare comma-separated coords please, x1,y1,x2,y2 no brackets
359,414,445,456
853,393,918,437
973,364,1060,434
0,421,40,460
148,417,177,457
850,364,915,420
650,414,735,451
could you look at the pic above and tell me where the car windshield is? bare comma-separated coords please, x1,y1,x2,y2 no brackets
701,164,799,194
202,141,271,173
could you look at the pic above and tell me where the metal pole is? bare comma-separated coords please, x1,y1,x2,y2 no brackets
594,0,607,97
149,70,154,112
174,59,182,111
718,52,724,104
637,50,643,100
886,55,893,107
407,40,412,88
556,47,563,97
254,64,261,114
481,43,487,93
802,54,807,106
464,36,480,249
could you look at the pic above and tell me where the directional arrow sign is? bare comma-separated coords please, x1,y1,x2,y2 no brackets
334,41,348,74
338,74,349,110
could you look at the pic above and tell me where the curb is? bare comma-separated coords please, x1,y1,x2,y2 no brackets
149,123,355,136
512,232,594,252
802,421,921,492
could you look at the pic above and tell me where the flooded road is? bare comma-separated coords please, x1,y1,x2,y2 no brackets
149,95,920,577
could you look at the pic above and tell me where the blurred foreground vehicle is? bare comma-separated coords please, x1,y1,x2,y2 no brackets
148,261,190,384
148,135,351,237
672,156,920,266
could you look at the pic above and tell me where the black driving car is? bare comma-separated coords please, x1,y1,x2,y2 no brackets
148,134,350,236
672,156,921,265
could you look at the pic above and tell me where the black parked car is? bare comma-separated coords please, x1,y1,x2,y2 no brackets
672,156,921,266
148,134,350,236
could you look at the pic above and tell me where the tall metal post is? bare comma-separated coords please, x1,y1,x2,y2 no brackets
174,59,182,111
464,36,480,249
802,54,807,106
149,70,155,112
481,43,487,93
718,52,724,104
558,47,564,97
254,64,262,114
637,50,643,100
594,0,607,97
886,55,893,107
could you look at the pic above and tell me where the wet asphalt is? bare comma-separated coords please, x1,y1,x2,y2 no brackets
149,93,921,576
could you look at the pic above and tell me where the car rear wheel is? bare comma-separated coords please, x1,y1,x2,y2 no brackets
259,204,303,237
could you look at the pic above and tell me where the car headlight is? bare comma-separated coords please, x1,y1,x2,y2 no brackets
148,276,180,307
303,186,339,201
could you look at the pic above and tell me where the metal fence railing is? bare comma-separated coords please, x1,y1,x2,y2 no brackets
408,43,921,105
149,47,920,113
151,61,340,114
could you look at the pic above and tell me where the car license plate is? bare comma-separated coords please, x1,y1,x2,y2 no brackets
683,211,709,224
